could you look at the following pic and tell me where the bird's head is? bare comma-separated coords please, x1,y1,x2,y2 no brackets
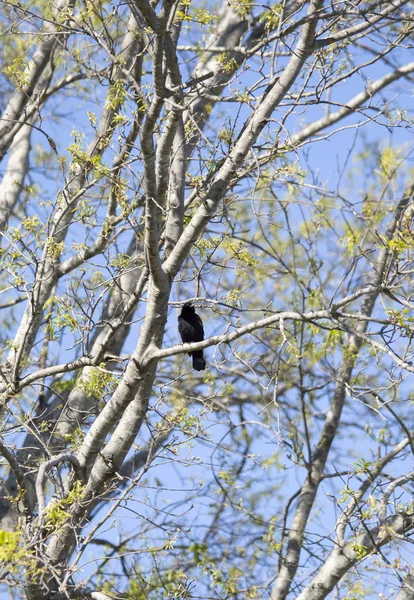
181,302,195,315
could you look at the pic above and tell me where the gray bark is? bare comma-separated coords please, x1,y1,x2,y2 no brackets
0,120,33,235
295,514,414,600
396,566,414,600
0,0,76,162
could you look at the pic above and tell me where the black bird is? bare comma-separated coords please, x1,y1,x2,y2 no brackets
178,303,206,371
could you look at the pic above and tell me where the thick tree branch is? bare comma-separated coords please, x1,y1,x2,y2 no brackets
0,0,76,162
295,512,414,600
163,0,325,279
315,0,411,49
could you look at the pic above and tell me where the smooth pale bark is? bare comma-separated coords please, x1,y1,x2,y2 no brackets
0,120,33,235
0,0,76,162
396,566,414,600
5,14,142,373
290,62,414,149
0,17,145,532
295,514,414,600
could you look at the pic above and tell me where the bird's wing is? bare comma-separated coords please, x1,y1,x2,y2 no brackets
195,314,204,337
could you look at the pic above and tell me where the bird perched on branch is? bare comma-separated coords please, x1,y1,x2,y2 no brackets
178,303,206,371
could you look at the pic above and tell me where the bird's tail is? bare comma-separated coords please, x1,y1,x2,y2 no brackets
192,351,206,371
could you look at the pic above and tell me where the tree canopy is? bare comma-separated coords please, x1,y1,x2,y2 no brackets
0,0,413,599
